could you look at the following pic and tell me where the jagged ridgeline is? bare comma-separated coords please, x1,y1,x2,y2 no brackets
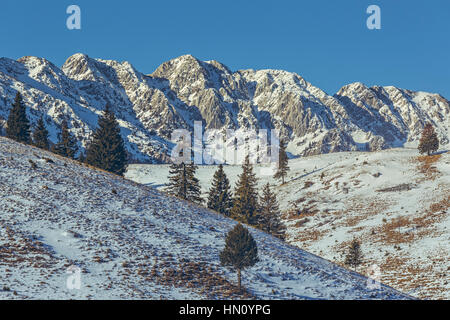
0,54,449,163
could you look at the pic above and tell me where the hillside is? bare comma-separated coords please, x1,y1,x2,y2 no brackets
127,147,450,299
1,54,449,162
0,136,412,300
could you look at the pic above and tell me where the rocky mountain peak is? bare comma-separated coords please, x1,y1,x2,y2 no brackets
151,54,202,78
62,53,100,81
335,82,370,96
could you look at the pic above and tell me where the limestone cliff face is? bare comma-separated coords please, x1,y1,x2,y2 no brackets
0,53,448,162
335,83,450,147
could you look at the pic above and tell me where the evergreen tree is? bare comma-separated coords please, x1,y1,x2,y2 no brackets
207,164,233,216
53,120,78,159
85,105,128,176
220,223,259,292
165,162,184,197
165,162,203,204
258,183,286,240
274,139,290,185
32,117,49,150
6,92,30,144
418,123,439,156
78,151,86,163
185,163,203,204
344,239,363,271
231,155,260,225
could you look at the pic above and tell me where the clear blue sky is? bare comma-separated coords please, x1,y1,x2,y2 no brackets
1,0,449,97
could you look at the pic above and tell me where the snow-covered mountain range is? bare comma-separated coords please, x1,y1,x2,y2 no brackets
0,54,449,162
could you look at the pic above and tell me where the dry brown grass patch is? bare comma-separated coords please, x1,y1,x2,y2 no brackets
293,228,325,242
373,194,449,245
339,197,392,228
375,254,447,300
138,259,255,299
416,154,441,180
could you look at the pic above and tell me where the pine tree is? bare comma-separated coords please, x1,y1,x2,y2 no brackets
165,162,185,197
274,139,290,185
53,120,78,159
6,92,30,144
231,155,259,225
78,151,86,163
85,105,128,176
32,117,49,150
344,239,363,271
165,162,203,204
258,183,286,240
418,123,439,156
220,223,259,292
185,163,203,204
207,164,233,216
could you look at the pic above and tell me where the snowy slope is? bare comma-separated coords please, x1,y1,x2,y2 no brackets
0,136,411,300
1,54,449,162
127,148,450,300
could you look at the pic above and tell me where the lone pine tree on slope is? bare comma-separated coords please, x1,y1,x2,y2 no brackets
32,117,49,150
207,164,233,216
418,123,439,156
274,139,290,185
344,238,363,272
6,92,30,144
165,162,203,204
53,120,78,159
220,223,259,292
231,155,260,226
258,183,286,240
86,104,128,176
